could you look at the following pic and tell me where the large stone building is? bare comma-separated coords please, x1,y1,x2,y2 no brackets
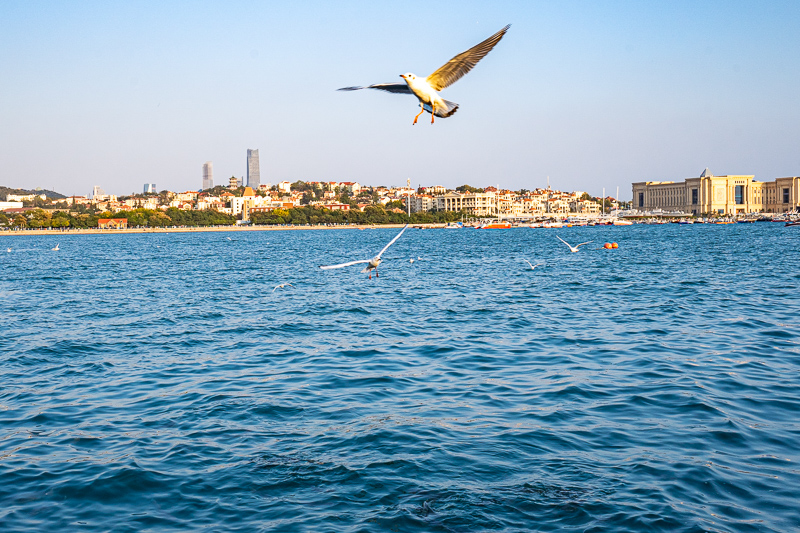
632,169,800,215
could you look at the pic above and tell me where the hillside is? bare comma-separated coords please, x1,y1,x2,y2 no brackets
1,186,66,200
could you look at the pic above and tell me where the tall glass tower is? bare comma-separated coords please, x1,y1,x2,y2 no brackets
202,161,213,190
247,149,260,189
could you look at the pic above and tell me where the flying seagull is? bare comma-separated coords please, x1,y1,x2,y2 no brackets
339,25,510,124
52,243,59,251
556,236,593,253
524,259,544,270
320,224,408,279
273,283,294,292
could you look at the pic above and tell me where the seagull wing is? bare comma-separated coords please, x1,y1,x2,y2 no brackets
320,259,372,270
338,83,412,94
376,224,409,259
426,24,510,92
524,259,534,269
576,241,593,248
556,235,571,248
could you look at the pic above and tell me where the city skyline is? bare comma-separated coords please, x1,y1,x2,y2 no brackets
1,2,799,197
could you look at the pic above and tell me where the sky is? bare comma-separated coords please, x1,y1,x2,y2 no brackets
1,0,799,199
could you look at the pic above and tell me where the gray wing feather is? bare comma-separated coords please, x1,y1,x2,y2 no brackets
320,259,371,270
376,224,408,258
426,24,510,92
338,83,412,94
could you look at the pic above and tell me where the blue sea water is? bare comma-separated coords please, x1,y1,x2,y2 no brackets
1,224,799,532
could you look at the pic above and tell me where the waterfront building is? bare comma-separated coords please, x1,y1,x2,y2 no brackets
202,162,213,190
143,183,157,194
97,218,128,229
409,194,435,213
632,169,800,215
247,149,260,189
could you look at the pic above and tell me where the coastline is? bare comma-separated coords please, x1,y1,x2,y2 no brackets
0,224,417,236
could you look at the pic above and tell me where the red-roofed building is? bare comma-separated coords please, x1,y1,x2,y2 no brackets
98,218,128,229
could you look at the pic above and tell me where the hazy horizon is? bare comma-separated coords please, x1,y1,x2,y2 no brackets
2,1,798,199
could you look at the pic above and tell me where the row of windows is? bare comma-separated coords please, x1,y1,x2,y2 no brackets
637,187,792,206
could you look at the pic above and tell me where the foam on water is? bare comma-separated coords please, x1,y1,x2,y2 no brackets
1,224,799,532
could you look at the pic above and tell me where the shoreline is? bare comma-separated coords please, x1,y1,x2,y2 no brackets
0,224,416,236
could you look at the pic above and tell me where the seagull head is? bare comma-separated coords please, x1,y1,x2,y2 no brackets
400,73,417,81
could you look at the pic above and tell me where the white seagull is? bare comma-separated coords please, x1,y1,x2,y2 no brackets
524,259,544,270
320,224,408,279
339,25,510,125
273,283,294,292
556,236,593,253
52,243,59,251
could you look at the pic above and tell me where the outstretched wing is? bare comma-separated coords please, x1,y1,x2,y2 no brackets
320,259,371,270
338,83,412,94
376,224,409,259
576,241,593,248
426,24,510,92
556,235,570,247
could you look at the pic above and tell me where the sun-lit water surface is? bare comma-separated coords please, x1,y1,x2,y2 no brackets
1,224,799,532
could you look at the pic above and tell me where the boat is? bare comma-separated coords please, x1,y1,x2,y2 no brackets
612,219,633,226
479,221,512,229
786,221,800,227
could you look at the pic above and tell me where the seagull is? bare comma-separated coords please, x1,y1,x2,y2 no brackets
272,283,294,292
338,25,510,124
52,244,59,251
320,224,408,279
6,248,11,253
524,259,544,270
409,258,414,263
556,236,592,253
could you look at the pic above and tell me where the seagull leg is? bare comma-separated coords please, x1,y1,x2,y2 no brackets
413,104,424,125
430,102,436,124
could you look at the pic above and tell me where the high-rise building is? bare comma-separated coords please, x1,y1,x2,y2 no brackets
247,149,260,189
143,183,157,193
92,186,106,198
202,162,213,190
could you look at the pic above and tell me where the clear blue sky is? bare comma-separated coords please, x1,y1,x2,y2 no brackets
1,0,798,198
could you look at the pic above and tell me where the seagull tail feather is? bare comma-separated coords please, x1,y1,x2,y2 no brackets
424,99,459,118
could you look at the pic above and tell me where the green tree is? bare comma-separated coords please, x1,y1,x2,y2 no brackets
13,215,27,227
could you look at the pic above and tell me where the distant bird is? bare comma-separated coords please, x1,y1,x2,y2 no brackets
524,259,544,270
226,237,232,241
52,244,59,251
338,25,510,124
320,224,408,279
556,236,592,253
409,258,415,263
6,248,10,253
272,283,294,292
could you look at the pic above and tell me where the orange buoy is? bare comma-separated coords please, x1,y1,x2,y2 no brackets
604,243,612,249
611,242,618,249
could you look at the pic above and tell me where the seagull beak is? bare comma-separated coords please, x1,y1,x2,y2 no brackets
399,74,405,79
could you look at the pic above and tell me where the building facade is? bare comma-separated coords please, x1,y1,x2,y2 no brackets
202,161,213,190
632,169,800,215
143,183,157,194
247,149,260,189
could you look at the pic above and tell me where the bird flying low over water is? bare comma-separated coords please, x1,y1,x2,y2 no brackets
524,260,544,270
556,236,593,253
273,283,294,292
320,224,408,279
338,25,510,125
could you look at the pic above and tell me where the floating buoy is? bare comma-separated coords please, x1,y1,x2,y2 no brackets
612,242,618,249
603,243,612,249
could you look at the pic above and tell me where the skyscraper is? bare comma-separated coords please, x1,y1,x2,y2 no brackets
143,183,157,193
247,149,260,189
202,161,213,190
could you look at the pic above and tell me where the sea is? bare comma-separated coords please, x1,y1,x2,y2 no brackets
1,223,799,532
